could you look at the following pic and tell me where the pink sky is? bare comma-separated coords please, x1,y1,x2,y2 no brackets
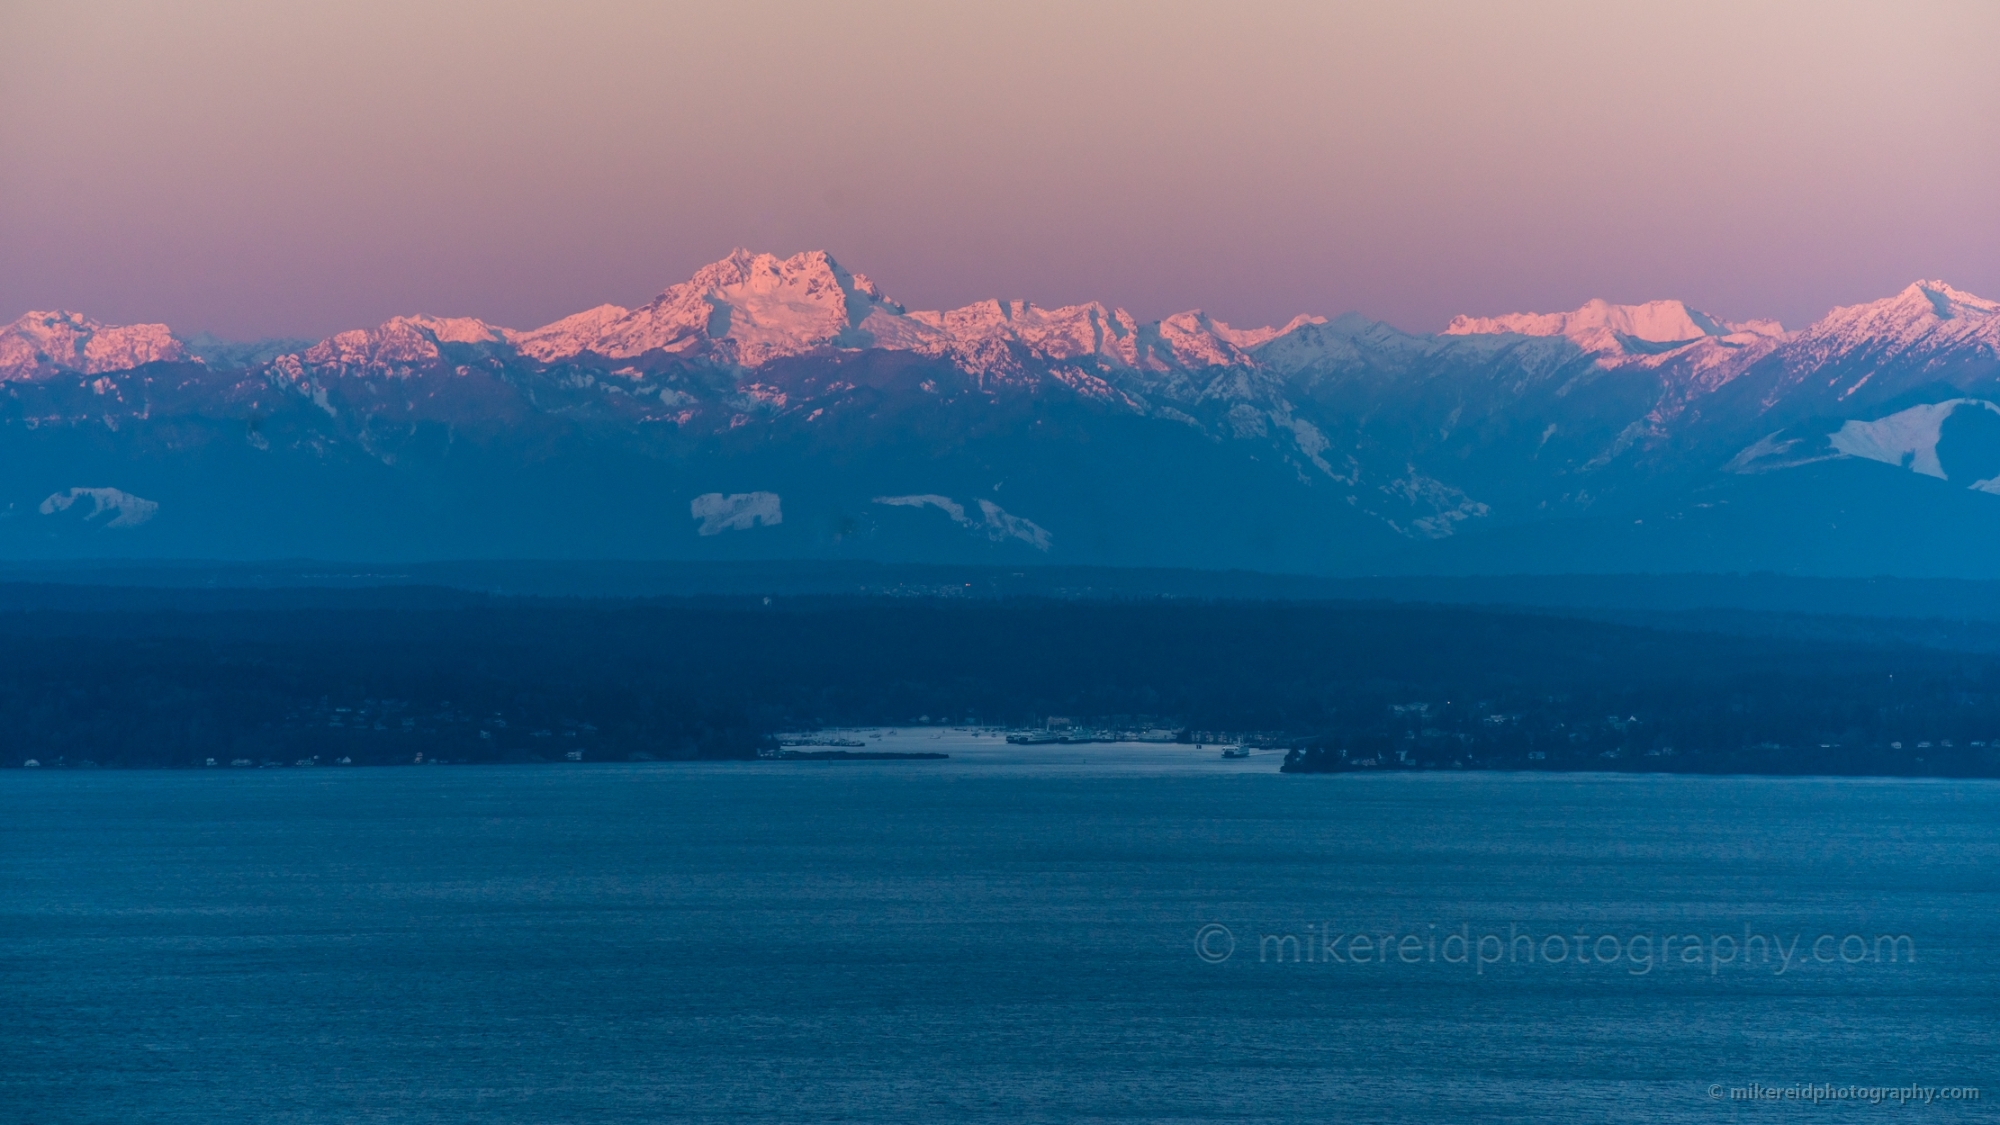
2,0,1995,340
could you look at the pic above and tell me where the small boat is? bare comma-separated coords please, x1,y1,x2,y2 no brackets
1220,747,1250,759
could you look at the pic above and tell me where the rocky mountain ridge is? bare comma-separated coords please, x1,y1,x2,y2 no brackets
4,253,1998,574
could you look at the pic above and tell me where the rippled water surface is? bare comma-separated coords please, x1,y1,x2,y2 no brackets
4,735,1996,1122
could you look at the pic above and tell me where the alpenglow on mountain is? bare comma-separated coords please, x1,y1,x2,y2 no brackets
6,250,2000,575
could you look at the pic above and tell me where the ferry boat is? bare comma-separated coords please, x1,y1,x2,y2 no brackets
1220,747,1250,759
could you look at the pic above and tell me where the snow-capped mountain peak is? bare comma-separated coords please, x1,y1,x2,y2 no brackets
1906,280,1998,322
506,304,631,361
517,249,905,367
1439,297,1790,396
1157,310,1318,367
1443,298,1783,351
1788,280,2000,372
911,298,1127,364
507,249,1320,379
0,310,187,381
300,314,512,376
1805,280,1998,340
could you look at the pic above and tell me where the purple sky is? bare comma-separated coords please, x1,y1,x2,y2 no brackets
3,1,1996,341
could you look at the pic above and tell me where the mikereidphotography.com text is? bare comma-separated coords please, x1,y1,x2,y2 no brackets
1195,923,1916,976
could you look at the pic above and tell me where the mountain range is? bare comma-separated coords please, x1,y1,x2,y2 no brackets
6,249,2000,575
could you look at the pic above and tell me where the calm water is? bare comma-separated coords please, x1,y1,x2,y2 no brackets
4,736,1996,1122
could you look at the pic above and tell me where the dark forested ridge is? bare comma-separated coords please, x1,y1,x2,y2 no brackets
4,584,2000,776
18,561,2000,622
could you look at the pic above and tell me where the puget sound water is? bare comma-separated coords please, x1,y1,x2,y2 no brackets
4,730,1995,1122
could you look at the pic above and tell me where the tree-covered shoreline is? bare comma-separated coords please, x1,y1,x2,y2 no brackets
6,588,1999,777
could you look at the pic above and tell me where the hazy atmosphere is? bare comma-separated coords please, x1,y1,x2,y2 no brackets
5,0,1996,339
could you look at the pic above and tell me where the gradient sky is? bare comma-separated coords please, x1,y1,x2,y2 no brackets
3,0,1996,341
